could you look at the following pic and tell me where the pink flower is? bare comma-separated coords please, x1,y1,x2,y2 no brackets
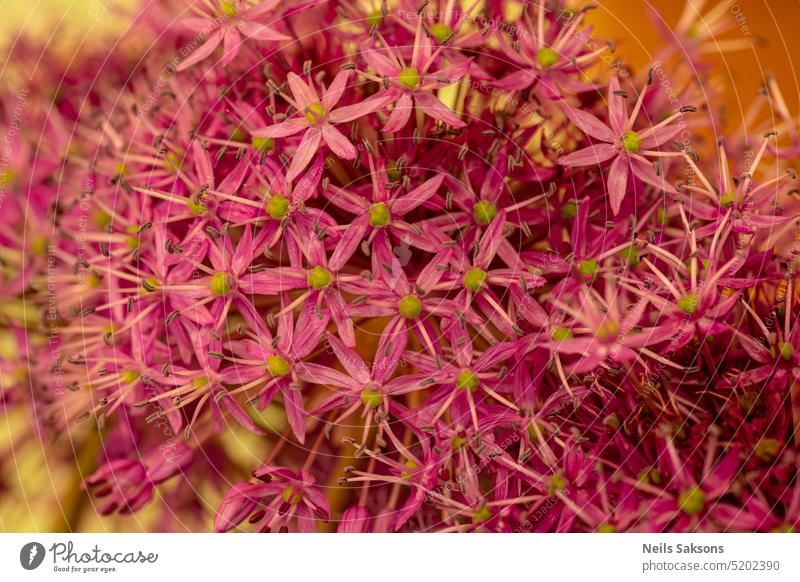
177,0,290,71
251,70,394,180
558,76,686,214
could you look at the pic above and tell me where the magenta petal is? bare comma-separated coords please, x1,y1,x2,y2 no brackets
281,386,306,444
287,129,322,182
607,155,629,215
414,91,465,127
329,91,395,123
321,124,357,159
558,143,617,167
560,104,616,143
176,29,223,71
383,93,413,132
237,21,290,41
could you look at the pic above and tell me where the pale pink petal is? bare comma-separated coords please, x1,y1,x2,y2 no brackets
361,49,399,76
639,123,684,149
326,333,371,383
182,17,218,33
383,93,413,132
321,125,357,159
176,29,224,71
561,104,616,143
557,143,617,167
328,90,395,123
329,214,370,271
322,70,350,111
630,157,677,193
607,76,626,134
221,28,242,66
251,118,307,138
607,155,629,215
237,21,290,41
493,70,536,91
391,173,445,215
287,72,319,109
413,91,465,127
281,386,306,444
287,128,322,181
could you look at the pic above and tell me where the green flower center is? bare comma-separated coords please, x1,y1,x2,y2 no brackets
596,523,616,533
473,200,497,225
621,130,641,153
210,272,233,296
398,295,422,319
451,434,467,450
281,485,302,505
596,321,619,341
164,149,185,173
779,342,793,361
125,225,140,249
366,10,382,28
678,486,705,516
430,22,452,43
360,389,382,409
141,277,159,294
32,235,49,256
720,192,736,207
187,193,209,216
220,1,237,18
550,327,573,341
307,266,332,289
193,376,210,389
398,67,420,90
230,127,248,142
619,246,638,266
266,194,290,219
677,294,698,315
536,47,559,68
93,210,111,229
577,259,598,276
755,438,781,462
472,504,493,523
252,136,275,152
304,102,326,124
120,370,140,384
267,355,291,377
456,369,478,392
401,459,418,480
369,202,391,226
546,473,566,495
464,267,487,292
560,202,577,219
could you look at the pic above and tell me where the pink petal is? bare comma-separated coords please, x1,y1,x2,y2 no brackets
281,386,306,443
287,129,322,182
560,104,616,143
251,118,307,138
237,21,290,41
329,213,370,271
221,28,242,66
607,155,629,215
321,124,357,159
558,143,617,167
391,173,445,215
607,76,626,135
383,93,413,132
287,72,319,109
414,91,465,127
176,29,223,71
329,90,395,123
322,70,350,111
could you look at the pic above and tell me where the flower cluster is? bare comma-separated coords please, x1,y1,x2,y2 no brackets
5,0,800,533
